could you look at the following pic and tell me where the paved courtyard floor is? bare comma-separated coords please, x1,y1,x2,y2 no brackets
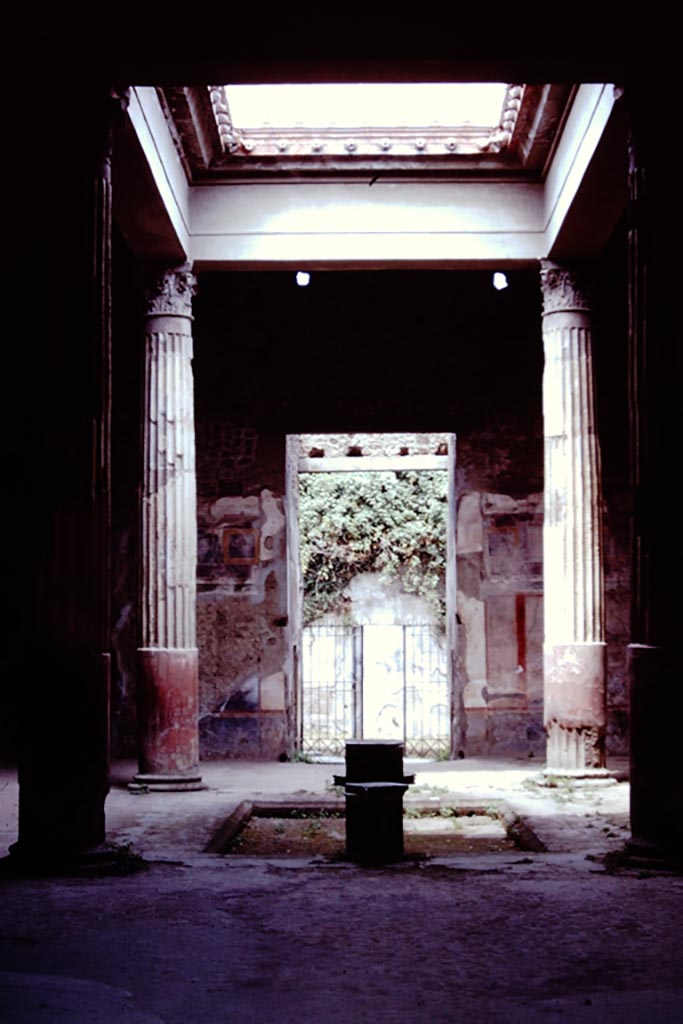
1,756,681,1023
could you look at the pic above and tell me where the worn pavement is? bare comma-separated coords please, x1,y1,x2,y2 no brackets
1,756,681,1023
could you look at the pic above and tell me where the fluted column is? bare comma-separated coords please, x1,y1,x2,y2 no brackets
131,265,203,790
540,261,607,771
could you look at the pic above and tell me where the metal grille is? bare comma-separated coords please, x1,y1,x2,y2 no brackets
301,623,449,758
301,625,361,755
403,624,449,758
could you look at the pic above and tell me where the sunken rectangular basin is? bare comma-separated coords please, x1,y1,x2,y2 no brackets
206,798,544,859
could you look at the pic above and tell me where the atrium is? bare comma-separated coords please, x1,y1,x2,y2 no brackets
1,10,679,1022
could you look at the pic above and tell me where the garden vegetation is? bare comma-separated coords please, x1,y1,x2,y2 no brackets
299,470,447,625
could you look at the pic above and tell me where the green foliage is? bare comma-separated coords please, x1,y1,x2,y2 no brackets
299,470,447,625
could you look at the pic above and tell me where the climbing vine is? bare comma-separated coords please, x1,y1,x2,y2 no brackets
299,470,448,625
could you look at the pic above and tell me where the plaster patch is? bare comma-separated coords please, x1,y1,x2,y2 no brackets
483,492,542,515
464,679,488,708
457,492,483,553
260,489,285,561
261,671,286,710
457,591,487,682
340,573,436,625
216,673,259,712
207,495,259,523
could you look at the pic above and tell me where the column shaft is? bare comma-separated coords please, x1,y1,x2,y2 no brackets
13,87,128,864
133,267,203,789
624,79,681,861
540,262,606,770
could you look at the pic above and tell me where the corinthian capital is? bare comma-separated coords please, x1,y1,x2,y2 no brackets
145,265,197,317
539,260,591,316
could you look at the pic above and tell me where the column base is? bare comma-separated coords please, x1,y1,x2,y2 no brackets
545,719,606,771
2,841,146,877
135,647,201,778
128,772,207,793
539,766,622,786
544,643,607,770
17,650,110,854
627,643,681,859
623,837,683,874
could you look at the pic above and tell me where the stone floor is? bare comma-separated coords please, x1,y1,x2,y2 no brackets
1,756,682,1023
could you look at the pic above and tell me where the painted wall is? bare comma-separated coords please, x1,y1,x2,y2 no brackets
104,256,630,763
195,430,289,759
456,491,544,756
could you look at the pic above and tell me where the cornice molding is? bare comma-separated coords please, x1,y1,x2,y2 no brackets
209,85,242,154
207,83,525,160
158,86,222,175
157,83,575,183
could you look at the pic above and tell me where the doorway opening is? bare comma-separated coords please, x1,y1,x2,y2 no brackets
286,432,458,760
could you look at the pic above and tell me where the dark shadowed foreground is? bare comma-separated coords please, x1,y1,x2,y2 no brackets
1,758,681,1023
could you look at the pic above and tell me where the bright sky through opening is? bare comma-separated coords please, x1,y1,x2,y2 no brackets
226,83,508,129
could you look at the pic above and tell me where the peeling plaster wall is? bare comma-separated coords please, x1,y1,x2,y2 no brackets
456,490,545,757
101,260,631,764
195,430,289,760
189,266,630,761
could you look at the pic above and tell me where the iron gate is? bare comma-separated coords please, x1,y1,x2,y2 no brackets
301,623,449,757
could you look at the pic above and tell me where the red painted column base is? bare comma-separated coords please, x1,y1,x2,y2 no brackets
131,648,205,791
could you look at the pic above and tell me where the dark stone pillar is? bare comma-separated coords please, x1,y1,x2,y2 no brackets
130,266,204,791
625,79,681,863
10,85,128,865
